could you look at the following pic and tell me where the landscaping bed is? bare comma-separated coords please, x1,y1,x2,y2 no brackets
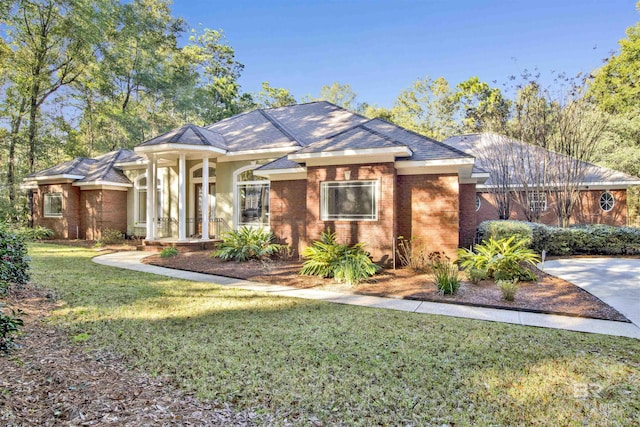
144,251,628,322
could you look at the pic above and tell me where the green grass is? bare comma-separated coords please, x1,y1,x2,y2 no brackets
29,243,640,425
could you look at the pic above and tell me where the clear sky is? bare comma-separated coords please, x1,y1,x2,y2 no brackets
171,0,638,108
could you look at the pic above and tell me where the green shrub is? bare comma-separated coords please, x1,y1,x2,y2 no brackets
0,303,24,354
300,230,380,286
0,223,30,293
458,236,539,282
97,228,124,245
431,258,460,295
497,279,519,301
14,226,54,241
160,247,179,258
215,227,286,262
396,236,430,271
467,268,487,284
478,220,533,246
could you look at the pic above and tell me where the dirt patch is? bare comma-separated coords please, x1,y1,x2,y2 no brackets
145,251,629,322
0,284,272,426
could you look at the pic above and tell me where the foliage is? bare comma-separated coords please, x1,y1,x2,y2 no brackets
458,236,539,282
0,303,24,354
478,220,640,256
215,227,285,262
431,258,460,295
478,220,533,246
396,236,431,271
97,228,124,245
160,247,179,258
467,268,487,284
255,81,296,108
300,230,380,286
0,223,30,292
497,279,519,301
14,226,54,241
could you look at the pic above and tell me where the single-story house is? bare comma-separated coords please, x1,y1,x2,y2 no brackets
23,102,640,260
443,133,640,228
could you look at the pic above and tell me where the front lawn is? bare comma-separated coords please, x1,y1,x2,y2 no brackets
25,244,640,425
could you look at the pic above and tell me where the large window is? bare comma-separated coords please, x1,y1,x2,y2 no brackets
235,166,269,227
528,192,547,212
321,180,378,221
134,175,162,224
43,193,62,218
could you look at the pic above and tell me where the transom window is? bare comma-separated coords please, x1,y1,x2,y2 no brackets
235,166,269,228
599,191,615,212
43,193,62,218
321,180,378,221
528,192,547,212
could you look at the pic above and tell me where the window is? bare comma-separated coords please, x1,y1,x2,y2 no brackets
528,192,547,212
600,191,615,212
321,181,378,221
235,166,269,227
475,195,481,212
134,175,162,224
43,193,62,218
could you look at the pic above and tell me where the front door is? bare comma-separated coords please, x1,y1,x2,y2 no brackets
195,183,215,237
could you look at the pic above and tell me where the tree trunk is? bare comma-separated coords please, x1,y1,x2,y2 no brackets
7,98,27,204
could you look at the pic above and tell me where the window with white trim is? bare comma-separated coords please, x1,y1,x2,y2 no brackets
43,193,63,218
528,192,547,212
475,195,481,212
134,175,162,224
321,180,378,221
235,166,269,227
599,191,615,212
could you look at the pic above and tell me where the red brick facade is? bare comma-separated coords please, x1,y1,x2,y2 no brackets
476,189,628,227
33,184,127,240
458,184,477,248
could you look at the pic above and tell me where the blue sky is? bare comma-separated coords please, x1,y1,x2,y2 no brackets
172,0,638,108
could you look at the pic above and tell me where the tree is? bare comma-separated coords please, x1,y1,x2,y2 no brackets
317,82,357,110
455,77,510,133
255,82,296,108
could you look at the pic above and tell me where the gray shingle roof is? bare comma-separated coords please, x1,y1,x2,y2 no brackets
443,133,640,186
258,156,304,171
138,124,227,150
294,123,410,155
206,110,297,151
26,157,95,178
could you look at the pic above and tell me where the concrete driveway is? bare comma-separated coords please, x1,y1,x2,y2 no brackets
544,258,640,327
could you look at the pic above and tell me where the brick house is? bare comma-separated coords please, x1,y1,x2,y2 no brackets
23,102,640,259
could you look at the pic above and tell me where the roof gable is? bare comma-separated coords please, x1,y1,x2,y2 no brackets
138,124,227,151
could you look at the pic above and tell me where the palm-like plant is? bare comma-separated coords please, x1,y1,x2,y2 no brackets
215,227,285,262
458,236,540,281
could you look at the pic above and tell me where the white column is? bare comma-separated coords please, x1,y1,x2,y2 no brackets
150,155,158,240
178,153,187,241
201,156,210,240
145,159,153,240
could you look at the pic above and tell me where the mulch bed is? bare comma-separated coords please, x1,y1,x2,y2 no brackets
145,251,629,322
0,284,272,426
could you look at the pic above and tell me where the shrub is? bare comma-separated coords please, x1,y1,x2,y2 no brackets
497,279,519,301
467,268,487,284
431,258,460,295
0,223,30,293
97,228,125,245
160,247,179,258
478,220,533,246
0,303,24,354
300,230,380,286
14,226,54,241
396,236,430,271
215,227,285,262
458,236,540,282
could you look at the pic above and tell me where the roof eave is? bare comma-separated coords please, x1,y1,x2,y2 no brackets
289,146,412,161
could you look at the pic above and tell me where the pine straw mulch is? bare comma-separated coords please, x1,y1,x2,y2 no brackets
0,284,273,426
145,251,629,322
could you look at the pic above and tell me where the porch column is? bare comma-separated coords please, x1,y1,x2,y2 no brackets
201,156,210,240
150,155,158,240
178,153,187,241
145,159,154,240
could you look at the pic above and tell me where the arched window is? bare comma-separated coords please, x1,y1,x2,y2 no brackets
134,174,162,224
233,165,269,228
599,191,615,212
475,194,481,212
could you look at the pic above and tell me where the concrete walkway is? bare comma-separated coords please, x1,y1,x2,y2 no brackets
93,252,640,339
544,258,640,328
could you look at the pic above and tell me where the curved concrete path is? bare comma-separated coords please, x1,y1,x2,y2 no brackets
544,258,640,328
93,252,640,339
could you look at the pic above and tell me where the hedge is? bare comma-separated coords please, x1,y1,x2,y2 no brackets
478,220,640,256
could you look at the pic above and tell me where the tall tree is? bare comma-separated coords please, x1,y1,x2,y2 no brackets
455,77,510,133
255,81,296,108
317,82,357,110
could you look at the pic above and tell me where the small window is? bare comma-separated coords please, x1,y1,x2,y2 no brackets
321,181,378,221
475,195,481,212
600,191,615,212
528,192,547,212
44,193,63,218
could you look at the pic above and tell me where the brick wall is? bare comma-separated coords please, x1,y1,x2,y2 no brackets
33,183,81,239
397,174,460,259
305,163,396,263
270,180,307,257
458,183,477,248
477,189,628,227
